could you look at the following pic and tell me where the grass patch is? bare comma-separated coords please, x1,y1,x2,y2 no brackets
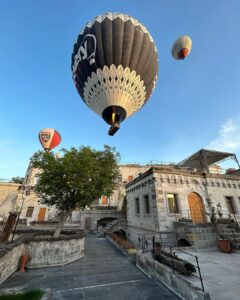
0,290,43,300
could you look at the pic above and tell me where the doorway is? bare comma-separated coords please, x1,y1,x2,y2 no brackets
188,192,206,223
38,208,46,221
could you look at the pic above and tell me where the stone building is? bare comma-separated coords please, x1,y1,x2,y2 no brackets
125,149,240,247
0,181,21,222
0,162,146,229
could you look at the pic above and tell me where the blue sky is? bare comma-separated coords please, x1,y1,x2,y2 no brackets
0,0,240,178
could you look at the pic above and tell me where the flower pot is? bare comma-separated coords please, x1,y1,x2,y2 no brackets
19,255,29,272
154,244,161,253
218,239,231,253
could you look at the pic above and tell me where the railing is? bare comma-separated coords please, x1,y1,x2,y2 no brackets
171,209,240,226
138,234,205,292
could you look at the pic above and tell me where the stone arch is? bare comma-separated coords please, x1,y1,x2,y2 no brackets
178,238,192,247
97,217,117,228
113,229,126,239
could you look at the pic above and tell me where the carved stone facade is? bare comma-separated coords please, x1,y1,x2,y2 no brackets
126,165,240,246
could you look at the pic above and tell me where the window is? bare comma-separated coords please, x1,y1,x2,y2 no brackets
26,207,34,218
144,195,150,214
167,193,179,214
135,198,140,214
225,196,236,214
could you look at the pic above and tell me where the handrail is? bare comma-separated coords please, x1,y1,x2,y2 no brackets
138,234,205,292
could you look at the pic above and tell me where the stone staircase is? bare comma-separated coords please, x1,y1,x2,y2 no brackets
97,218,127,237
218,224,240,250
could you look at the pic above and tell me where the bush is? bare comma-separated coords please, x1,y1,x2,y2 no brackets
0,290,43,300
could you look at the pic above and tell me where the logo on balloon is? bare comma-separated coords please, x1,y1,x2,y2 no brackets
73,34,96,76
41,133,51,143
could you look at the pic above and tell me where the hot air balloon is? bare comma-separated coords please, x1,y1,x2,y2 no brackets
38,128,61,151
55,152,62,159
71,13,158,135
172,35,192,60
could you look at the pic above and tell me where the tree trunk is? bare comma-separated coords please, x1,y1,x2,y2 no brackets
53,209,73,238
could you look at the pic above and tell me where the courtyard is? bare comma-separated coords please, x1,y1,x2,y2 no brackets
0,235,179,300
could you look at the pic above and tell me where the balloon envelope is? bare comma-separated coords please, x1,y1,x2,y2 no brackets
38,128,61,151
71,13,158,135
172,35,192,60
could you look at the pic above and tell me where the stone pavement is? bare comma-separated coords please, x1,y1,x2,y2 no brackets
177,248,240,300
0,235,179,300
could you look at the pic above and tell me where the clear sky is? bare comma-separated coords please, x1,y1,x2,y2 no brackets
0,0,240,178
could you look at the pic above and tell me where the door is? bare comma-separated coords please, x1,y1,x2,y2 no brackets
38,208,46,221
101,196,108,205
188,192,206,223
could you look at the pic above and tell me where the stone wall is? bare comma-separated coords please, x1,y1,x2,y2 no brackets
0,231,85,284
27,236,85,268
174,222,217,249
0,241,26,284
0,183,21,221
136,251,211,300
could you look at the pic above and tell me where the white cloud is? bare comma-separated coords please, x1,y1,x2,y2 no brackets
207,117,240,152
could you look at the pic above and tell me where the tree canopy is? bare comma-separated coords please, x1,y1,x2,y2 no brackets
31,145,120,237
11,176,24,184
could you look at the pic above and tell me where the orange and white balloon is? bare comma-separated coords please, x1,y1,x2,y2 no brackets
172,35,192,60
38,128,61,151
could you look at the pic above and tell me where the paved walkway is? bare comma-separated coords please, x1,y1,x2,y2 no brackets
0,236,179,299
177,248,240,300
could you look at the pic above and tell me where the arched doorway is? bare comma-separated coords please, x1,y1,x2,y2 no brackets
188,192,206,223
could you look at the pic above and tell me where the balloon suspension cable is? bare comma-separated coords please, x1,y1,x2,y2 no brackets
108,113,120,136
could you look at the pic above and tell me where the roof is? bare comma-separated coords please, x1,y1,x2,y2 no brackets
179,149,236,170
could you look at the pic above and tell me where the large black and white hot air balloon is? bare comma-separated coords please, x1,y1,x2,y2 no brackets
172,35,192,60
71,13,158,135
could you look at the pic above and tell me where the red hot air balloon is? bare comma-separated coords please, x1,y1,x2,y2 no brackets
38,128,61,151
172,36,192,60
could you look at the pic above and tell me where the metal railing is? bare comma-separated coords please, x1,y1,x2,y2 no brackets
138,234,205,292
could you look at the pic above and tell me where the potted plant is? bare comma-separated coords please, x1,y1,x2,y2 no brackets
19,248,29,272
206,200,232,253
154,242,161,253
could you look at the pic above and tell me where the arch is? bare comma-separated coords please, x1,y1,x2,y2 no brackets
97,217,117,228
188,192,206,224
178,239,192,247
113,229,126,239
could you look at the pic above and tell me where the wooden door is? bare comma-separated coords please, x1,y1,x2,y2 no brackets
102,196,108,205
188,193,206,223
38,208,46,221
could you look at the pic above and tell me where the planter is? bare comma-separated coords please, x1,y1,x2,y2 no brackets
19,255,29,272
218,239,231,253
153,252,196,275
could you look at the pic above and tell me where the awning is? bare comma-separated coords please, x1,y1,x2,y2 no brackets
179,149,236,170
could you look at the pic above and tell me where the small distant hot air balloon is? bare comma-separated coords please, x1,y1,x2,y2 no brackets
55,152,62,159
38,128,61,151
71,13,158,135
172,35,192,60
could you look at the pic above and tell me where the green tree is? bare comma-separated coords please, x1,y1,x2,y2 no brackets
31,145,120,237
11,176,24,184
